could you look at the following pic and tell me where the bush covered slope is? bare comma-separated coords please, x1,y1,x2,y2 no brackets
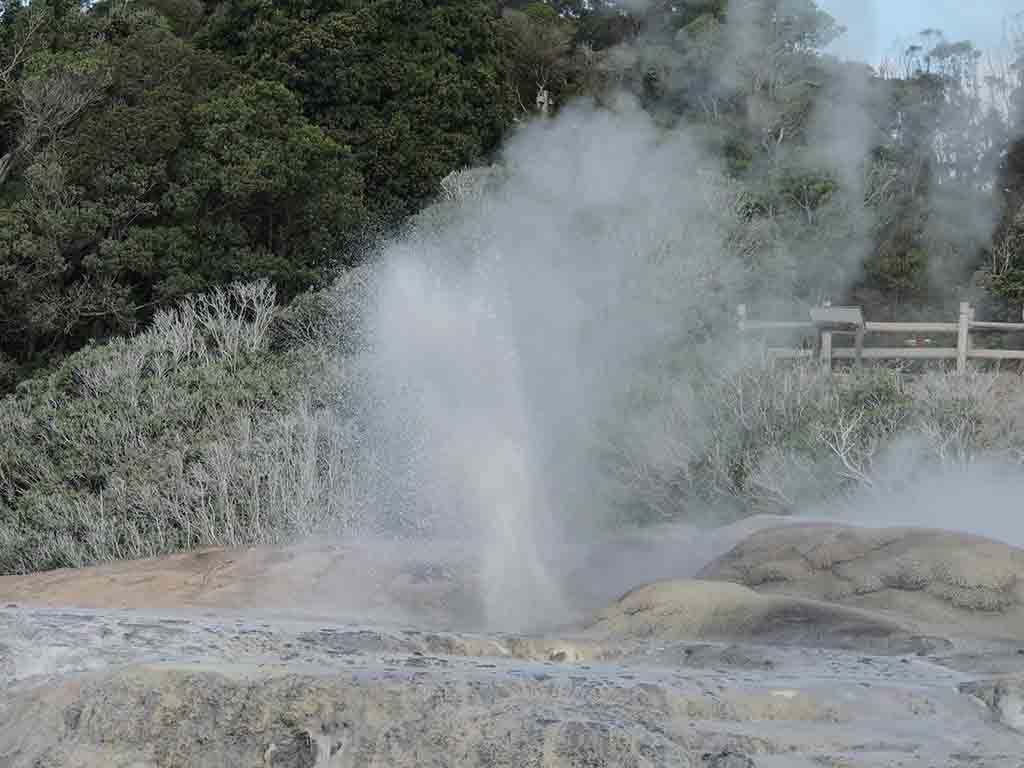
0,0,1022,575
0,281,345,573
3,274,1022,575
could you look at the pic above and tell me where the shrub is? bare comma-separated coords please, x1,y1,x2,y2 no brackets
606,360,1024,523
6,275,1024,575
0,281,338,574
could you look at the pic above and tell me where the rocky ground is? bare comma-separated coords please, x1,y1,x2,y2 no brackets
1,517,1022,767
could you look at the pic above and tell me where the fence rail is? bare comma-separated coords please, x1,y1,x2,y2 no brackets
737,302,1024,373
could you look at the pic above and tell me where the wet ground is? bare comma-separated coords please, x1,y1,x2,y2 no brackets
2,519,1023,766
2,603,1023,767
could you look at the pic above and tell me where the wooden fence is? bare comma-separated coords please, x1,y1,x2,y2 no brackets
737,302,1024,373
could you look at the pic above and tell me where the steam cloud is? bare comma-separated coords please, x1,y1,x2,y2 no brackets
319,2,1019,631
354,101,750,629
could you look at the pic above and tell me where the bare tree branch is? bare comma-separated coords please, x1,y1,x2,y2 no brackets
0,6,111,191
0,5,47,90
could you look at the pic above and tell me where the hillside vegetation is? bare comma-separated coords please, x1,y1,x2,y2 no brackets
1,0,1023,574
0,0,1021,389
3,274,1022,574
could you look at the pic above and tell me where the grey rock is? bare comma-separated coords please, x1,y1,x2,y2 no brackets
959,676,1024,733
0,663,693,768
701,751,756,768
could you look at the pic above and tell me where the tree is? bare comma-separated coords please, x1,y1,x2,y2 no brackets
499,4,579,114
0,2,63,188
0,3,365,388
160,79,364,299
984,28,1024,308
201,0,512,223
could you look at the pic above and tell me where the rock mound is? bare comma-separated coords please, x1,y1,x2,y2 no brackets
0,540,484,628
585,580,945,654
698,524,1024,640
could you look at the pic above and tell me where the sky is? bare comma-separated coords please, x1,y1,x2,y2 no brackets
817,0,1022,66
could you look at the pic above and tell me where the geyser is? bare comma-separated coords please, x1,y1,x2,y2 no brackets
350,100,749,631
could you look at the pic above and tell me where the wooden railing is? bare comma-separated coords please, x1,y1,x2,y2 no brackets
737,302,1024,373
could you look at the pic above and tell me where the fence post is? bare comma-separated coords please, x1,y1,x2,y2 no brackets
957,301,970,374
854,326,865,369
820,329,833,372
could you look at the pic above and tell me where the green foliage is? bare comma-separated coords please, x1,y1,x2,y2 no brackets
0,0,521,392
499,4,584,113
985,30,1024,304
164,79,364,298
573,8,637,51
201,0,512,223
522,2,557,22
607,360,1005,525
0,2,367,388
2,0,1024,573
700,367,907,500
865,244,929,300
137,0,206,37
1,0,1015,393
0,281,323,574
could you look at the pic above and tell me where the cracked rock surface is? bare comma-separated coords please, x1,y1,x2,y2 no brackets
1,520,1023,767
698,524,1024,639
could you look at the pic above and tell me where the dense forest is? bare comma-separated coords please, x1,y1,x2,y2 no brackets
0,0,1021,391
1,0,1024,573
